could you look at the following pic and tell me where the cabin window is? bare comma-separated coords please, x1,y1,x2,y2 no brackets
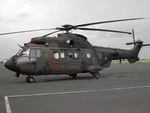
30,48,41,58
68,52,73,58
66,40,74,47
86,53,91,58
60,52,65,58
74,53,78,58
53,52,59,59
70,40,74,46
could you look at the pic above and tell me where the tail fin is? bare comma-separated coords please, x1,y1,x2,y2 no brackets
126,29,143,63
127,40,143,63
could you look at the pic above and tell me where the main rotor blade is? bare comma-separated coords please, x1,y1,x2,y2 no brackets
0,28,56,35
42,30,61,37
75,18,144,28
77,28,131,34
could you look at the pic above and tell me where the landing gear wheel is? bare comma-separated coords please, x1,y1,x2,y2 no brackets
26,76,35,83
69,74,77,79
93,72,101,79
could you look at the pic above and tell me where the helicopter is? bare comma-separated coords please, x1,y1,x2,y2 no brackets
2,18,150,83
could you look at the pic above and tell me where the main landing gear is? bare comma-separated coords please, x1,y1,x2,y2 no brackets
26,76,35,83
92,72,101,79
69,74,77,79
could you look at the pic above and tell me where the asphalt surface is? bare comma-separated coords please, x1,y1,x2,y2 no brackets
0,64,150,113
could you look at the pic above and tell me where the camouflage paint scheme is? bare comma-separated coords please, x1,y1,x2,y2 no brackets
5,33,143,79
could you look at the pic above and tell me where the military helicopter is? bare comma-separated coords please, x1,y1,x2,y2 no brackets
2,18,150,83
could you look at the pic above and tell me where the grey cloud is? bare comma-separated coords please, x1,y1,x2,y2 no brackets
17,12,30,18
0,0,150,60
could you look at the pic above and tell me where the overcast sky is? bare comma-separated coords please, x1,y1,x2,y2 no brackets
0,0,150,60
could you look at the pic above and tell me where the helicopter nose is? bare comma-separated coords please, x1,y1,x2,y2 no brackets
5,58,18,72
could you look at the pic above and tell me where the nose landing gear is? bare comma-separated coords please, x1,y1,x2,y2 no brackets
15,73,20,77
26,76,35,83
69,74,77,79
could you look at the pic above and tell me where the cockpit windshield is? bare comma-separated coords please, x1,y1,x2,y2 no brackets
16,48,30,57
16,49,23,56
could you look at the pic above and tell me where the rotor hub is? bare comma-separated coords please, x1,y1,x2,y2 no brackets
56,24,74,32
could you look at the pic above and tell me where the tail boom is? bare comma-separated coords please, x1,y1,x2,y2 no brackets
112,40,143,63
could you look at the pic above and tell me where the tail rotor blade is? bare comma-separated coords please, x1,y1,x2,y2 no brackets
126,29,137,45
142,44,150,46
132,29,136,43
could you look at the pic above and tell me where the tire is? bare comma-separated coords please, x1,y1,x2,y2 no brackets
69,74,77,79
26,76,35,83
93,72,101,79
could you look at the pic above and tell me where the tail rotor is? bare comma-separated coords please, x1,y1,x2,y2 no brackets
126,29,150,63
126,29,136,45
132,29,136,44
126,29,150,46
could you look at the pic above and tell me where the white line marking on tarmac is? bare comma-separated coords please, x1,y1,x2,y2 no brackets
4,96,11,113
4,85,150,113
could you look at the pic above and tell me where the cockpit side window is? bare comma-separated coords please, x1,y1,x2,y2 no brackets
30,48,41,58
16,48,30,57
22,48,30,57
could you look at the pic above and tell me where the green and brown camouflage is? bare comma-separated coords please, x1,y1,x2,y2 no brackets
4,18,148,82
5,33,143,80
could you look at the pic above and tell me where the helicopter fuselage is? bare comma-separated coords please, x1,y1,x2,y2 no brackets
5,33,143,82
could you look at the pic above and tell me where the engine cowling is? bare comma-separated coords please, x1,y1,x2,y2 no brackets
31,37,46,44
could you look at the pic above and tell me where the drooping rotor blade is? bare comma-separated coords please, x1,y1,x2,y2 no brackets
142,44,150,46
126,42,135,45
75,18,144,28
42,30,61,37
17,44,23,48
0,28,56,35
77,27,131,34
0,18,144,36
